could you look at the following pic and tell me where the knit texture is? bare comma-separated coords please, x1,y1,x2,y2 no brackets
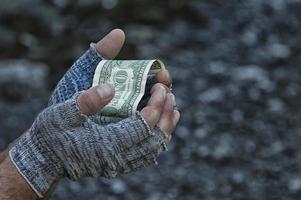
49,43,102,106
10,93,168,198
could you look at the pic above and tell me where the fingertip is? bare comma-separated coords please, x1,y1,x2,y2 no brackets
156,69,172,87
78,84,114,116
96,83,115,100
96,29,125,59
107,29,125,47
111,29,125,40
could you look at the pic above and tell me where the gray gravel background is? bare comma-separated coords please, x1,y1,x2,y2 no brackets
1,0,301,199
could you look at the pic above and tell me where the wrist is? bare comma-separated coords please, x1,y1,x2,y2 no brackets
9,130,63,198
0,157,38,200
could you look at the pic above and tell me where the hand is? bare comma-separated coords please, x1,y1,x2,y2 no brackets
48,28,179,136
49,29,172,106
6,29,180,199
1,29,177,164
48,27,180,146
9,83,177,198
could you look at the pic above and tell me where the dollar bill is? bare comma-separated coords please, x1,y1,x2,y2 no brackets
92,59,165,123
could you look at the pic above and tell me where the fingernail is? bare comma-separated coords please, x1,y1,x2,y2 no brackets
97,84,113,99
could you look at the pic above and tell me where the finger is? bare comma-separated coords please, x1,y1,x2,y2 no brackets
156,69,172,88
78,84,115,115
141,84,166,129
96,29,125,59
137,82,170,111
158,93,175,135
150,82,170,94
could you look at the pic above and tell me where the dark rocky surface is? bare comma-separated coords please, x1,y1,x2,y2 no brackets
1,0,301,199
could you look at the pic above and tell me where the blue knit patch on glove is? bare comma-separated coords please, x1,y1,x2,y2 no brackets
49,43,102,106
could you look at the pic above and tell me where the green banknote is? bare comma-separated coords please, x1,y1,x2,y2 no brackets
92,60,165,123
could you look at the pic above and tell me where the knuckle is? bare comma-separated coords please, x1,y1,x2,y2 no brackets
153,100,164,110
151,83,164,94
150,106,162,119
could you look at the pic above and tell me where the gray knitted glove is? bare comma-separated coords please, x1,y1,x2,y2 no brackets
9,93,168,198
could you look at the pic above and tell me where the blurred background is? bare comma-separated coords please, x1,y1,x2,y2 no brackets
1,0,301,199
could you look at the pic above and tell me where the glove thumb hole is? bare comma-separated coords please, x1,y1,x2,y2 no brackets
78,84,115,116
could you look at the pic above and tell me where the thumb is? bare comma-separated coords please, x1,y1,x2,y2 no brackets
96,29,125,59
78,84,115,115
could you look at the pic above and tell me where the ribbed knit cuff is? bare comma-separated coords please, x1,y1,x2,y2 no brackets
9,131,61,198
